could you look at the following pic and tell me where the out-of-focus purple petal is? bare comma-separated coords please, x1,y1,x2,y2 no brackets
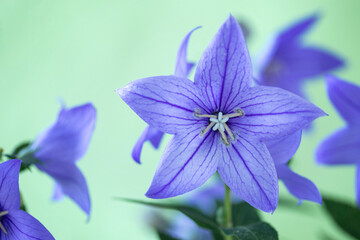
147,127,164,148
2,210,54,240
0,160,21,210
194,15,252,112
174,26,200,78
132,126,164,164
277,13,319,44
52,183,64,201
167,213,213,240
255,14,319,85
33,103,96,163
186,179,241,214
326,75,360,124
37,162,91,215
273,47,344,81
266,130,302,164
229,86,326,141
255,14,343,99
117,76,210,135
316,127,360,165
145,128,220,198
277,164,322,204
217,136,278,213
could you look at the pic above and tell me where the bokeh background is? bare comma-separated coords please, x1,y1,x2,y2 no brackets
0,0,359,239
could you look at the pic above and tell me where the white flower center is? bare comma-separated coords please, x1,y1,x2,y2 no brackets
0,211,8,234
195,109,244,145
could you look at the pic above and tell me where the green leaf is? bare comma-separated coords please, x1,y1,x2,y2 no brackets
18,152,41,172
323,197,360,239
116,198,219,231
11,141,31,157
222,222,278,240
232,202,261,226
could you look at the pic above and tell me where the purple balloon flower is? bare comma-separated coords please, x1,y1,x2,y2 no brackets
0,159,54,239
255,13,344,98
118,15,325,212
316,75,360,206
132,27,199,164
267,131,322,204
31,103,96,216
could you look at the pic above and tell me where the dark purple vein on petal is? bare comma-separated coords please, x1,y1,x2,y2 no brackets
231,139,273,209
149,132,211,196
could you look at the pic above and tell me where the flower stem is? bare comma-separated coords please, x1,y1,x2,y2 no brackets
224,183,232,240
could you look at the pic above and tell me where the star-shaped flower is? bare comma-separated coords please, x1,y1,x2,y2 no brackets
255,13,344,98
132,27,199,163
316,75,360,206
31,103,96,216
118,15,325,212
0,159,54,239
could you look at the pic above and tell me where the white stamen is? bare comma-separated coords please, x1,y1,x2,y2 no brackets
218,128,229,145
221,116,229,123
223,122,235,140
218,112,223,121
195,113,217,118
213,123,220,131
201,122,215,136
219,123,225,132
195,110,244,145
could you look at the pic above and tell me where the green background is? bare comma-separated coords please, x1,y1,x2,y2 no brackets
0,0,359,239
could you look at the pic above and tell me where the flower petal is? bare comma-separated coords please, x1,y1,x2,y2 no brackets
229,86,326,140
277,13,318,44
2,210,54,239
132,126,164,164
132,27,199,164
52,183,64,201
326,75,360,124
145,128,220,198
255,14,343,99
174,26,200,78
0,159,21,210
217,136,278,212
37,162,91,215
316,127,360,165
118,76,210,135
276,47,344,81
276,164,322,204
33,103,96,163
194,15,252,112
266,130,302,164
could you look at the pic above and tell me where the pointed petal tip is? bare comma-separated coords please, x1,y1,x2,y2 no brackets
132,156,141,164
115,86,126,98
1,159,22,170
11,159,22,165
131,149,142,165
192,25,202,31
144,190,162,199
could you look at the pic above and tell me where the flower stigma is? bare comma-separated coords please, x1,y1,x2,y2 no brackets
195,109,245,145
0,211,8,234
